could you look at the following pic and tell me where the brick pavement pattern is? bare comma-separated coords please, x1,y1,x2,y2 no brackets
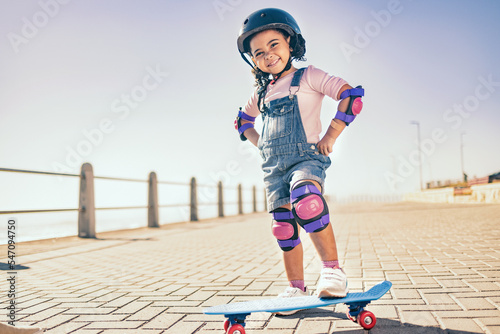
1,202,500,333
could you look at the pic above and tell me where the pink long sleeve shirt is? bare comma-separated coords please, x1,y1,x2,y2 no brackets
243,65,347,143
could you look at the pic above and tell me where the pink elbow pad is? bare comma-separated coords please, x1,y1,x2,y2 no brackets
352,97,363,115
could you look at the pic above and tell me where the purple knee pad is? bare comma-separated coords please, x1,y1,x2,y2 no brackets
291,181,330,233
271,209,301,252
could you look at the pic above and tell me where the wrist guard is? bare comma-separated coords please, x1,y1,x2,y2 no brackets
234,107,256,141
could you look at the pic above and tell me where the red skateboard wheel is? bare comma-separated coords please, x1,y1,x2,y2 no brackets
358,310,376,330
227,323,245,334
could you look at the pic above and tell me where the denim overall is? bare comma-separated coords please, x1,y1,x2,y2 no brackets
258,68,332,212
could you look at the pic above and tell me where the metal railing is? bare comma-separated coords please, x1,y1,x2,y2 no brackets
0,163,266,239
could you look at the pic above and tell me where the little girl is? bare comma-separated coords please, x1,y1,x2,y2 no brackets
235,8,364,314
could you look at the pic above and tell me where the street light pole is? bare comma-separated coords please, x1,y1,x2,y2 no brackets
460,131,466,183
410,121,423,191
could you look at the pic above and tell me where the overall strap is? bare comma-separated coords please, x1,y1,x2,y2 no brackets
289,68,305,97
290,68,306,87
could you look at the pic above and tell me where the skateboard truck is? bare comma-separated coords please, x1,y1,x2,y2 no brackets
224,314,248,334
346,302,377,330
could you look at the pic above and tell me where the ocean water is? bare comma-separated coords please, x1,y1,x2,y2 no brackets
0,172,262,244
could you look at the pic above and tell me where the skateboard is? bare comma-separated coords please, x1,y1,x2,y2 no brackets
204,280,392,333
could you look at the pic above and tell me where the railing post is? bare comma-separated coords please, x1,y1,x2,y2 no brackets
78,163,96,238
218,181,224,217
252,185,257,212
238,184,243,215
190,177,198,221
263,188,268,212
148,171,159,228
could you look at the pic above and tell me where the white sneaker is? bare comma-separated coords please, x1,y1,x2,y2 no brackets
316,267,349,298
275,286,310,316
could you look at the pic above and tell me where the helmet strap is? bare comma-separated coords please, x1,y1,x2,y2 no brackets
256,57,294,113
270,57,292,85
240,53,256,70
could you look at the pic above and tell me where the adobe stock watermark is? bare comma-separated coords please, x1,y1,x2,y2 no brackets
384,74,499,191
182,140,262,218
204,141,261,194
7,0,72,54
51,64,169,174
340,0,405,63
442,74,499,129
213,0,242,21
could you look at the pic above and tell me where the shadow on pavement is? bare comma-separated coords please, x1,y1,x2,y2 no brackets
278,309,481,334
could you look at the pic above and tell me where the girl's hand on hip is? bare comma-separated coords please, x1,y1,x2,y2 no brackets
317,135,336,156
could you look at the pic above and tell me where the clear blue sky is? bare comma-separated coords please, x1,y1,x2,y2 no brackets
1,0,500,215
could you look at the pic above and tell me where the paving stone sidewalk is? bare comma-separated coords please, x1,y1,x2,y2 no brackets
1,202,500,334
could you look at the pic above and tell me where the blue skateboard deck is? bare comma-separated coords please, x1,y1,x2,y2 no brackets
204,280,391,333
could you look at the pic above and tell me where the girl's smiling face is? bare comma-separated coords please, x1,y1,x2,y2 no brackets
249,29,294,77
